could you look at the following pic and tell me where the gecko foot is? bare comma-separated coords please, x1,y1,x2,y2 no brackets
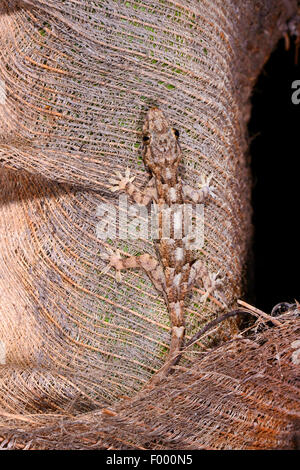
108,167,135,192
200,270,223,303
100,247,123,282
199,174,216,199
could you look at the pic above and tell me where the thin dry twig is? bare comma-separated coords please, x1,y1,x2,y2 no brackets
237,300,283,326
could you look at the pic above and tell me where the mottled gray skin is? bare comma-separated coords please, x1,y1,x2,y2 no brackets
142,108,191,373
106,108,218,385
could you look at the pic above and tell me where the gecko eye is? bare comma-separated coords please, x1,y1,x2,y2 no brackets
173,128,180,138
142,134,150,144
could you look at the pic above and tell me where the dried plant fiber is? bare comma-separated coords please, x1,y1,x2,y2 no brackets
0,310,299,449
0,0,298,450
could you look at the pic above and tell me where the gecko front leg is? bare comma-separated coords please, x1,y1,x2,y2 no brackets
109,168,157,205
183,174,216,203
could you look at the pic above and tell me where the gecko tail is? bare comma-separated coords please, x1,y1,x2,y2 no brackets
146,326,185,387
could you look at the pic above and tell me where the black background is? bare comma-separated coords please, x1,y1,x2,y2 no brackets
248,38,300,312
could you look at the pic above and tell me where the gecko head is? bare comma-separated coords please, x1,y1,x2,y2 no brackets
142,107,181,178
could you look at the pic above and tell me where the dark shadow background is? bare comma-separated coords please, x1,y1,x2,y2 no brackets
248,38,300,313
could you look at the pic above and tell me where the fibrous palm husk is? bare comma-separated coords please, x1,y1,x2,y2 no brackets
0,0,299,450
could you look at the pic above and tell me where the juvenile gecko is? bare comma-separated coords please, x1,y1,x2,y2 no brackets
102,107,222,384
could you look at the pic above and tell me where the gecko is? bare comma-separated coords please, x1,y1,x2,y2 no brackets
102,107,222,385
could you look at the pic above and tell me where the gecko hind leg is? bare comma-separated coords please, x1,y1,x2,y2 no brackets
101,248,184,386
101,249,165,292
188,259,223,303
